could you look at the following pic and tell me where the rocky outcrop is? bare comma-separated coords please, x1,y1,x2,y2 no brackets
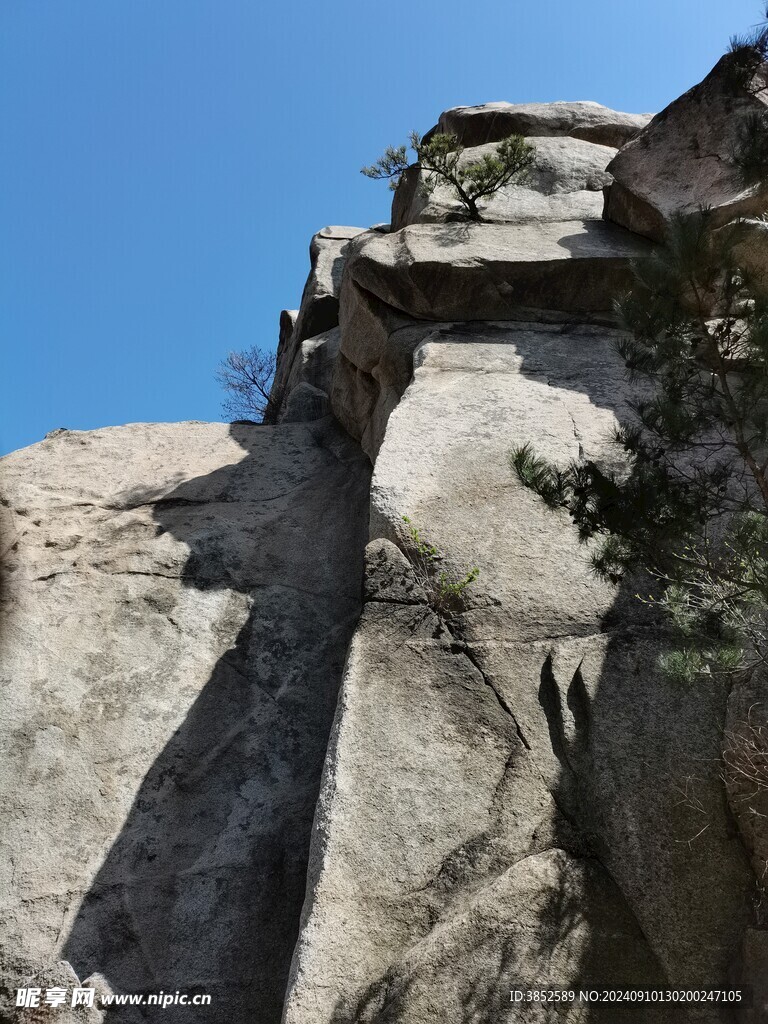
329,222,650,459
604,54,768,240
0,420,370,1022
280,69,764,1024
272,227,366,407
392,136,616,228
3,68,767,1024
343,221,649,321
274,308,299,378
428,100,651,149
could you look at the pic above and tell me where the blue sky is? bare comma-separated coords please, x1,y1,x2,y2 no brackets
0,0,762,454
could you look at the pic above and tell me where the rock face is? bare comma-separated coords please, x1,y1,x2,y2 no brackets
3,77,767,1024
329,221,651,460
14,962,110,1024
284,327,753,1024
272,226,366,409
283,327,341,400
604,54,768,240
0,420,370,1022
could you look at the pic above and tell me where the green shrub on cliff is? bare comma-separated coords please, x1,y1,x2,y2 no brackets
362,130,535,222
401,516,479,616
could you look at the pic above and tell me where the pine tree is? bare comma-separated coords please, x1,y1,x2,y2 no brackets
362,130,535,222
514,209,768,682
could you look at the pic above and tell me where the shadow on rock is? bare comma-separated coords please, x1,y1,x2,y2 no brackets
61,420,371,1024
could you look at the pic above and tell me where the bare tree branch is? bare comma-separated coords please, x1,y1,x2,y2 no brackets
216,347,282,424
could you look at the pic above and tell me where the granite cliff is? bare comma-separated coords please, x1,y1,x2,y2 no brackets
2,56,767,1024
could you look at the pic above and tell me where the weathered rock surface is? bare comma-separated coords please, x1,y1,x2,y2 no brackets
0,420,370,1022
281,327,341,406
14,961,109,1024
330,219,651,459
734,929,768,1024
430,100,651,149
273,308,299,389
284,325,755,1023
282,380,331,422
272,226,366,404
343,221,651,322
604,55,768,240
392,136,616,229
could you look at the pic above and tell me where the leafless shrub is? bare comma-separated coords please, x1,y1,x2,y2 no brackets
723,706,768,811
216,346,283,424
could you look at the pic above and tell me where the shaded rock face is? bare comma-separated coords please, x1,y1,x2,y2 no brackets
283,327,341,401
0,421,370,1022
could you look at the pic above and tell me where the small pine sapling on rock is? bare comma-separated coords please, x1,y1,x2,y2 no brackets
362,130,535,222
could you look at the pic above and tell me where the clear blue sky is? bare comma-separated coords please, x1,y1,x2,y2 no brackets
0,1,762,454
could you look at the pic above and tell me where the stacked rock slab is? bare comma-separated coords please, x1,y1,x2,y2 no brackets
272,226,367,418
0,420,370,1022
428,100,652,148
282,95,763,1023
332,122,654,461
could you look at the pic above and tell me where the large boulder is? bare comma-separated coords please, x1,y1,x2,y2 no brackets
604,55,768,240
0,420,370,1023
429,100,651,149
343,220,651,322
392,136,616,229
